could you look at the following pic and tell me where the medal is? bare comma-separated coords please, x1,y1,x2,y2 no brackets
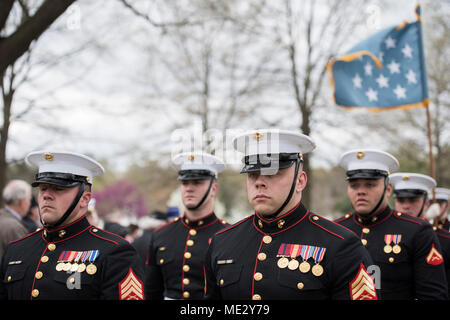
311,246,326,277
288,259,299,270
277,257,289,269
56,262,65,272
299,261,311,273
70,263,79,273
86,263,97,275
392,235,402,254
77,263,86,273
312,264,324,277
384,235,393,254
63,262,72,272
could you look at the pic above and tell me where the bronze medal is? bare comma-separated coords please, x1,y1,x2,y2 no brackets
383,245,392,254
86,263,97,275
277,257,289,269
299,261,310,273
77,263,86,273
311,264,324,277
392,244,401,254
288,259,299,270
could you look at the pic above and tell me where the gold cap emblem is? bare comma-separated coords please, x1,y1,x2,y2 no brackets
44,153,54,161
188,154,195,161
356,151,365,160
254,132,263,141
402,175,410,181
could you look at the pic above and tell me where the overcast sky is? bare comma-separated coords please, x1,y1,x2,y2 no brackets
5,0,441,173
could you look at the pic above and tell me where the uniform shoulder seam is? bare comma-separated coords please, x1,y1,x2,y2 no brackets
8,229,41,245
436,228,450,239
153,219,179,234
393,212,425,226
334,213,352,223
309,213,348,240
88,226,128,245
215,215,252,236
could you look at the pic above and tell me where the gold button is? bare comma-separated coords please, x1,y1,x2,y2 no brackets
32,289,39,298
262,235,272,244
397,212,402,216
35,271,43,280
257,253,267,261
159,259,164,264
183,278,190,285
198,220,204,226
186,240,194,246
159,247,166,251
92,228,98,233
345,213,351,219
183,291,190,298
41,256,49,263
58,230,66,238
389,257,394,263
47,243,56,251
297,282,304,290
69,277,75,284
219,279,224,286
361,239,367,246
252,294,261,300
7,276,11,282
254,272,263,281
183,265,190,272
362,228,370,234
184,252,192,259
189,229,197,236
313,216,319,221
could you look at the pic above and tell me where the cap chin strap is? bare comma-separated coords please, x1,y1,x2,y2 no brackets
41,183,86,229
362,176,389,218
264,158,301,221
186,177,215,211
417,194,427,218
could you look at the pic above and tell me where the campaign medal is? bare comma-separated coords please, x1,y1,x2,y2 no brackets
311,246,326,277
392,235,402,254
288,244,301,271
277,243,290,269
384,234,393,254
86,250,99,275
298,245,312,274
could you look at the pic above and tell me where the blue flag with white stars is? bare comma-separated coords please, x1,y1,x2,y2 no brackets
327,6,428,111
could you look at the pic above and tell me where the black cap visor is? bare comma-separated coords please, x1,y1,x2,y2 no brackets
32,172,89,188
346,169,388,181
240,153,301,174
394,189,427,198
178,170,216,181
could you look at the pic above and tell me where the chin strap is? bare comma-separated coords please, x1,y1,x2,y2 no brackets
362,176,388,219
186,177,215,211
264,158,302,220
417,194,428,218
41,183,86,229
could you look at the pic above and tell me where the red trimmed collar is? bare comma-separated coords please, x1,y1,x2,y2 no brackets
353,206,393,227
253,201,308,234
43,215,91,242
181,211,218,229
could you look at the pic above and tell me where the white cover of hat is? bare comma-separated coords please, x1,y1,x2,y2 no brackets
389,173,436,192
339,149,399,173
172,152,225,174
433,187,450,201
232,129,316,156
25,151,104,182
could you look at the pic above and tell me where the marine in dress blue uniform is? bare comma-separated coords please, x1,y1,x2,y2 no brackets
205,130,377,300
335,150,448,300
0,151,144,300
145,152,229,299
